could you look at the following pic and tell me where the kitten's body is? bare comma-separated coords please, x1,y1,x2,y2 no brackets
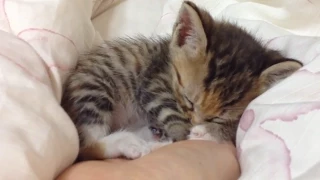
62,1,302,160
62,37,174,160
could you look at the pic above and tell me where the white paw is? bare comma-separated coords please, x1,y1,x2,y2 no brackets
188,125,217,141
118,136,151,159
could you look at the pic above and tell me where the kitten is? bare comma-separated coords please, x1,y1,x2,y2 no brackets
61,1,302,160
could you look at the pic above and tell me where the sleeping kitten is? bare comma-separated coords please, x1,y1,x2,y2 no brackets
61,1,302,160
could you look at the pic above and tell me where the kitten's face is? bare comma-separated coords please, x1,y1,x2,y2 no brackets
170,51,258,142
168,1,302,142
171,52,260,125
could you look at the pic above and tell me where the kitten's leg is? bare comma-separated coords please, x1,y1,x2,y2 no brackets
93,130,151,159
62,67,150,160
77,119,153,160
83,125,172,160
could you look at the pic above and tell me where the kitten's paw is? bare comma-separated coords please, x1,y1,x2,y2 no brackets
188,125,217,142
118,137,151,159
124,144,150,159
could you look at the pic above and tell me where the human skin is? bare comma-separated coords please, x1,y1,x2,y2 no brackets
57,140,240,180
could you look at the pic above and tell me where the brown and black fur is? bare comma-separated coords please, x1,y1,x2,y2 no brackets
61,1,302,160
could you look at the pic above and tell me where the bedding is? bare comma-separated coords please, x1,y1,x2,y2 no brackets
0,0,319,179
0,0,105,179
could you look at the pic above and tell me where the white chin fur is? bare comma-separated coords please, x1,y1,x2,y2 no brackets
188,124,218,142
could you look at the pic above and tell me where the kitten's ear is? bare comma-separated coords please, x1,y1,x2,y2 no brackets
170,1,208,58
260,59,302,91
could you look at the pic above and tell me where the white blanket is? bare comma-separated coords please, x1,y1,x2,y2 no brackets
1,0,319,179
0,0,104,179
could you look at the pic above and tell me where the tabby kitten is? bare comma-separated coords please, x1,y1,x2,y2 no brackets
61,1,302,160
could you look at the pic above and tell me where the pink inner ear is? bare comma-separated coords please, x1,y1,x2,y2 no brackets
177,9,192,47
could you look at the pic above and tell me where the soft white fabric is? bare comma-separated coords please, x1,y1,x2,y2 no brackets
92,0,168,40
1,0,319,179
0,0,110,179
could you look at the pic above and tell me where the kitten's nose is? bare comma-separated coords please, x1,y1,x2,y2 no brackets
191,113,202,124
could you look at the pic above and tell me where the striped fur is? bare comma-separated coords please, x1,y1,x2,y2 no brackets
61,1,302,160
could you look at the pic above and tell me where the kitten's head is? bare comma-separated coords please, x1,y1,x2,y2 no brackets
169,1,302,142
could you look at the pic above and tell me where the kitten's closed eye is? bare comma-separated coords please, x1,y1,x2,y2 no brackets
204,117,227,125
